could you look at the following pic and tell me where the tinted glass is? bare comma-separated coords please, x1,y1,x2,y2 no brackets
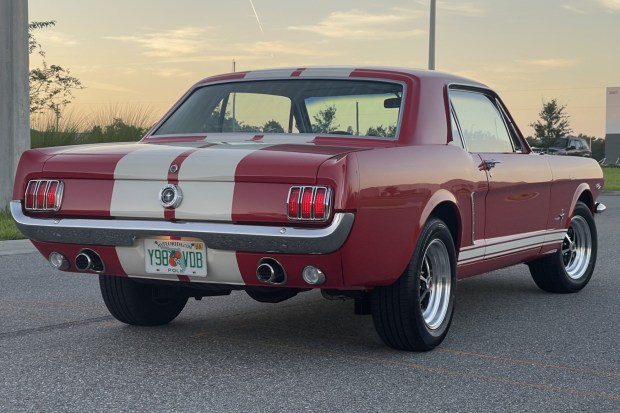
153,79,403,138
450,90,514,153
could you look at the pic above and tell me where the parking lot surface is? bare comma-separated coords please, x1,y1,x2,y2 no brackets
1,195,618,412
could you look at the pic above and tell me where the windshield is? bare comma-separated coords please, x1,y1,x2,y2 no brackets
551,137,568,148
152,79,403,139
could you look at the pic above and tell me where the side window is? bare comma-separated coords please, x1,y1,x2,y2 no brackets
450,90,514,153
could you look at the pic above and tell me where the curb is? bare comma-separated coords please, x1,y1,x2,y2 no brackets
0,239,36,256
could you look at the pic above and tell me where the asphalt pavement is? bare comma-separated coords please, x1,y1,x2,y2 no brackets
1,195,619,412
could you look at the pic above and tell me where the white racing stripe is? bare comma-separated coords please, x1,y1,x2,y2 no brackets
111,143,268,280
458,229,567,265
244,69,299,79
174,144,272,221
298,68,355,78
178,145,263,181
111,145,191,218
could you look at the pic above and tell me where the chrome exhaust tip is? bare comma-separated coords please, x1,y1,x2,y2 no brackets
256,258,286,284
75,249,105,273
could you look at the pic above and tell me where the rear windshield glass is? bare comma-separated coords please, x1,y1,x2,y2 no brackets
152,79,403,139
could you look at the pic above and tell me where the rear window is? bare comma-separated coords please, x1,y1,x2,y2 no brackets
152,79,403,139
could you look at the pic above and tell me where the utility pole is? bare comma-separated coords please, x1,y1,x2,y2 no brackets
429,0,436,70
0,0,30,208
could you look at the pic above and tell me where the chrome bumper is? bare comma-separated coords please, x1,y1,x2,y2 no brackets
10,201,354,255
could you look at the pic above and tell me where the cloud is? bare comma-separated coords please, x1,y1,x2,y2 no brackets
561,4,587,13
234,40,337,58
105,28,217,58
289,8,424,40
597,0,620,11
36,31,78,47
437,1,487,17
86,81,138,94
517,58,580,68
148,67,196,78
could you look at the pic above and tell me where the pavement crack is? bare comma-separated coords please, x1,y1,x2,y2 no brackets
0,316,114,339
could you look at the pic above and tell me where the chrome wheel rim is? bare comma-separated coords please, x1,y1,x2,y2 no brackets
562,215,592,280
419,239,452,330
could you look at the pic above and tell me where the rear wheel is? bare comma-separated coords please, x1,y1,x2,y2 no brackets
99,275,188,326
371,218,456,351
528,201,597,293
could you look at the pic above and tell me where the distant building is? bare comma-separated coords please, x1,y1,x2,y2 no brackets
606,87,620,163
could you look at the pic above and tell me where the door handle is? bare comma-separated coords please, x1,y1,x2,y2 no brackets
481,159,501,170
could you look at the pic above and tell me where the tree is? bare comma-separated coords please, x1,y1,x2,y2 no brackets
529,99,572,149
312,105,339,133
366,125,397,138
29,21,83,127
263,119,284,133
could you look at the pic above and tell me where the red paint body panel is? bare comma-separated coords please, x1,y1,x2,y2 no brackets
31,241,127,277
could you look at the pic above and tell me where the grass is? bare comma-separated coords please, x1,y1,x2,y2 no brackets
30,105,156,148
0,209,22,241
602,166,620,191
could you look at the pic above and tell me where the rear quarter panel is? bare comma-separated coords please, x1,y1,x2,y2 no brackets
339,144,487,287
545,155,604,227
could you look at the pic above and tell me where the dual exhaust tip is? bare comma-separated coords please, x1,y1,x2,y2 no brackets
75,249,105,272
53,250,324,286
256,258,286,284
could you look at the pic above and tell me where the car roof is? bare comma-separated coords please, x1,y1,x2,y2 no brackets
195,66,489,90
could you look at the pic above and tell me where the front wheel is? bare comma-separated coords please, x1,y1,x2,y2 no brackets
99,275,188,326
528,201,597,293
371,218,457,351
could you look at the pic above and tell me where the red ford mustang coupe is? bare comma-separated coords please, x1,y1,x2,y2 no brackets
11,67,606,351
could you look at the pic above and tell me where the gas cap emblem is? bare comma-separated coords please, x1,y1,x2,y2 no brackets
159,184,183,209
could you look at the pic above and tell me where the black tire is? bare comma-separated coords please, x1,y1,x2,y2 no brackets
99,275,188,326
371,217,457,351
528,201,597,293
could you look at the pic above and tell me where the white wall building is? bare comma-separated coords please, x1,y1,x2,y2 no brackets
606,87,620,164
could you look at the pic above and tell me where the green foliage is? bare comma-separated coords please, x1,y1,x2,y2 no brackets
366,125,397,138
529,99,572,148
263,119,285,133
86,118,149,144
29,21,83,122
0,210,23,241
602,166,620,191
312,105,339,133
30,106,154,148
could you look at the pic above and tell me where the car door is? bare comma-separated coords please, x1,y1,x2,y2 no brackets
450,87,552,260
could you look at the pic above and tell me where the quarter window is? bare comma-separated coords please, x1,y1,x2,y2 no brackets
450,90,514,153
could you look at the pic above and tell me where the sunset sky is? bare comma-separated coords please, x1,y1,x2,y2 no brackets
29,0,620,137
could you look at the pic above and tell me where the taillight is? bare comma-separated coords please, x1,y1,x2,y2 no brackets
287,186,332,221
24,180,64,212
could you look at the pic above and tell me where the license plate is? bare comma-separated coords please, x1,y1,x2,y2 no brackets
144,239,207,277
